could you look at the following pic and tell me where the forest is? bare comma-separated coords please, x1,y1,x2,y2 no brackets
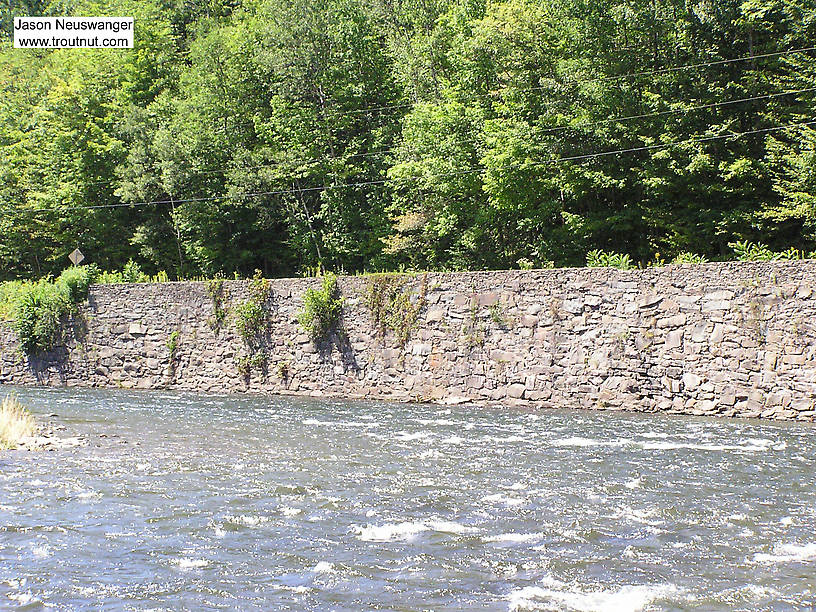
1,0,815,280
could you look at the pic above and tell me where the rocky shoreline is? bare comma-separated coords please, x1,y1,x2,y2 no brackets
14,418,85,451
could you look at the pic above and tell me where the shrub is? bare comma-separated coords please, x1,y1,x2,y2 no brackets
57,266,96,304
13,279,70,354
729,241,813,261
0,395,37,449
123,260,148,283
671,252,708,264
586,249,633,270
298,273,343,341
234,273,271,348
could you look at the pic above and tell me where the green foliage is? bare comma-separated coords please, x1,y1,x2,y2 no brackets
365,273,427,347
586,250,634,270
672,252,709,265
488,301,512,329
234,272,271,349
3,266,96,355
1,0,816,278
166,331,180,357
233,272,272,377
729,241,812,261
57,267,96,304
298,273,344,342
12,280,69,355
205,278,229,335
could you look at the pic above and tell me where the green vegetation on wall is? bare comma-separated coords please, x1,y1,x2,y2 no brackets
365,273,428,347
234,272,272,377
4,267,95,355
298,273,344,342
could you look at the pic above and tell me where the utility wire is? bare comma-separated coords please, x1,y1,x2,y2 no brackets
3,119,812,215
27,47,816,189
65,85,816,188
233,45,816,122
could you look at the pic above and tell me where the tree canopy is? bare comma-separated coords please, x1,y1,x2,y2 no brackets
1,0,815,279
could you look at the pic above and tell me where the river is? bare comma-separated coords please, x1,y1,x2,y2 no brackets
1,386,814,610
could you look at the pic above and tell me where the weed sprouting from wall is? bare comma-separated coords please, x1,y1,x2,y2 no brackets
166,330,180,378
206,278,230,335
234,271,273,378
365,273,427,347
298,273,344,343
462,293,485,349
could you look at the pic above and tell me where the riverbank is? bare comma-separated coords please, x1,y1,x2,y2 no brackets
0,394,84,451
1,261,815,421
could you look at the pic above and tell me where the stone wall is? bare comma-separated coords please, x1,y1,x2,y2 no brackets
1,261,815,420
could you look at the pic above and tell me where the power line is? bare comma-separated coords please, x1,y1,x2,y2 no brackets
188,46,815,136
68,85,816,188
508,46,816,93
3,119,812,215
26,47,816,189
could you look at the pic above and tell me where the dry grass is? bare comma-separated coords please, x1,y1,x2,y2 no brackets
0,395,37,449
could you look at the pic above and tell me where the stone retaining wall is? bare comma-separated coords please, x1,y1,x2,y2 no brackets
1,262,815,420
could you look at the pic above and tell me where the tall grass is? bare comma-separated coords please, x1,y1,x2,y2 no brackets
0,395,37,449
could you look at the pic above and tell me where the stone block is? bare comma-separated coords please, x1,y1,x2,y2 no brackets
665,330,683,350
426,309,445,322
507,383,526,398
128,323,147,336
638,295,662,309
657,314,686,328
682,372,702,390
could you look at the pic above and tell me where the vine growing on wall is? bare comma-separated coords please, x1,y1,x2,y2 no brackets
234,271,272,378
206,277,230,335
365,273,428,347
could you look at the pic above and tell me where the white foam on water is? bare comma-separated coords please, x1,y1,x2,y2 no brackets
312,561,335,574
508,582,679,612
355,521,429,542
624,477,642,490
418,449,442,459
395,431,433,442
416,418,456,426
484,532,544,543
508,482,528,490
176,558,208,570
280,506,302,517
780,516,794,526
355,519,476,542
553,437,631,448
752,543,816,564
225,515,269,527
640,439,778,452
425,520,478,535
728,513,748,521
273,585,311,593
639,432,670,439
31,545,50,558
302,418,332,426
6,592,37,605
482,493,525,506
440,435,465,444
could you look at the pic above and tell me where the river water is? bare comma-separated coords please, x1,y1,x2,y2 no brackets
1,387,814,611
